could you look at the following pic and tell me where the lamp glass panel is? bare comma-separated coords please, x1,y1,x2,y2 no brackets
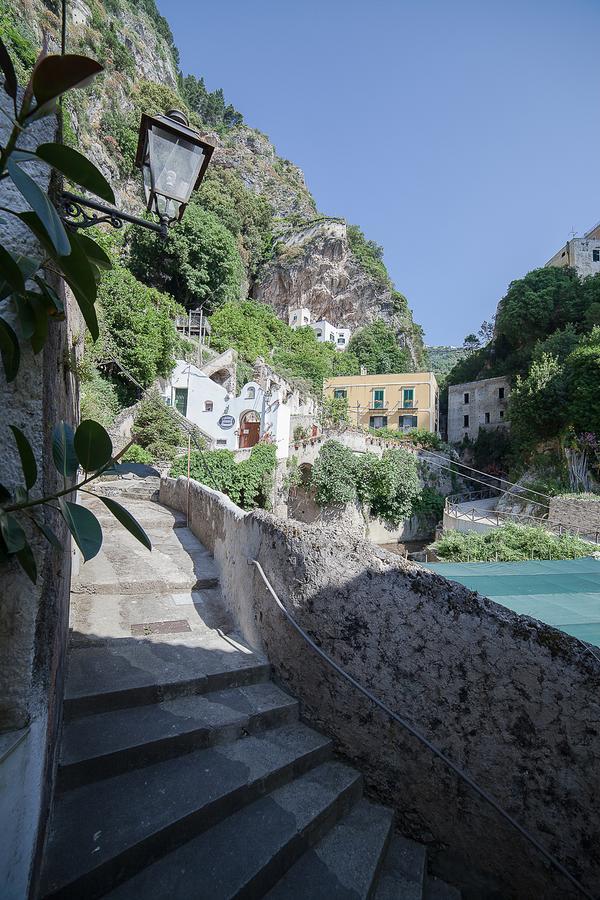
148,125,205,203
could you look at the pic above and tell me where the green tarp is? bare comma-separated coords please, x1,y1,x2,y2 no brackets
425,557,600,647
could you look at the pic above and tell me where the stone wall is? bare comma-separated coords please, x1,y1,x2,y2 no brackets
161,474,600,900
448,376,510,444
0,90,79,897
549,495,600,539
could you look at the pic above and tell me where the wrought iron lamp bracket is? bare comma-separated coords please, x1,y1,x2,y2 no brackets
59,190,168,239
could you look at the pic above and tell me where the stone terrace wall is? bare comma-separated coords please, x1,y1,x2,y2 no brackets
549,495,600,539
161,476,600,900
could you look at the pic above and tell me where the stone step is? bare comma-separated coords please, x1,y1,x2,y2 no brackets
265,797,394,899
424,875,462,899
59,681,299,790
64,632,270,719
373,833,427,900
40,723,332,900
103,761,362,900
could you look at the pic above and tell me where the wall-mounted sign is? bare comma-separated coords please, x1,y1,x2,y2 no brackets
218,415,235,430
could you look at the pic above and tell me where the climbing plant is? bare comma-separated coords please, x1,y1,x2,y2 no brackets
0,40,151,580
170,442,277,511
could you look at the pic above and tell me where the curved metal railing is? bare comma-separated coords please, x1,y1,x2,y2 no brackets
248,557,593,899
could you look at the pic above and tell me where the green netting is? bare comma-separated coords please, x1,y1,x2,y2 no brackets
426,558,600,648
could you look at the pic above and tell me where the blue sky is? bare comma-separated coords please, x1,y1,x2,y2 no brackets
158,0,600,345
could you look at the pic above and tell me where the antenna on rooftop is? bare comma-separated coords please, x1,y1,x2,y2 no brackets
569,226,578,240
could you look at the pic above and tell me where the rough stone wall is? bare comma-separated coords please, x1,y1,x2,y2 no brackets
549,496,600,538
0,90,80,896
448,376,510,444
161,474,600,900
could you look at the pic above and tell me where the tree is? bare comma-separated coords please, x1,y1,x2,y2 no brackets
347,224,390,285
478,319,495,344
311,441,358,504
531,325,579,365
463,333,480,351
128,204,244,312
94,266,183,387
347,320,412,375
564,328,600,435
210,301,288,360
357,449,422,524
495,267,582,350
508,354,568,450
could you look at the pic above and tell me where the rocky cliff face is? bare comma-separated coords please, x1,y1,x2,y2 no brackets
253,219,424,365
9,0,424,362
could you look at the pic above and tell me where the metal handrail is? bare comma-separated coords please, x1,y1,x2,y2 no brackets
444,494,600,544
248,557,593,899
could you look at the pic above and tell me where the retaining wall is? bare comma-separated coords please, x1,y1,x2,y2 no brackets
549,495,600,538
161,475,600,900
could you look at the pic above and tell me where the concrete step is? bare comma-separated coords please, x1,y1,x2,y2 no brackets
373,833,427,899
265,797,394,899
424,875,462,899
59,681,299,790
103,761,362,900
64,632,270,719
41,723,332,900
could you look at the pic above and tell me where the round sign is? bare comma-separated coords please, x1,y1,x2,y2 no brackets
218,415,235,429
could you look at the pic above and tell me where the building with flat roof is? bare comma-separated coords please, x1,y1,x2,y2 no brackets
447,375,510,443
545,221,600,279
324,372,439,433
288,307,351,350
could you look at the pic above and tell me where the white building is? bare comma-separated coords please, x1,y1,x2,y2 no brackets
161,358,317,460
545,221,600,279
288,307,351,351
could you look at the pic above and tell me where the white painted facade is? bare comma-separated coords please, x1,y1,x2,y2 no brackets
288,307,351,350
162,360,308,460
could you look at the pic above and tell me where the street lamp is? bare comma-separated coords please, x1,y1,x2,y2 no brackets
60,109,214,239
136,109,214,227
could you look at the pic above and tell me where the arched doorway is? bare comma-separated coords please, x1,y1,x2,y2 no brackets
239,411,261,449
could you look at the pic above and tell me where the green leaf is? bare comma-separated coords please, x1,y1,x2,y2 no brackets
0,37,17,108
52,421,78,477
9,425,37,490
0,483,11,502
34,277,64,318
8,160,71,256
98,496,152,551
23,292,48,353
0,253,40,302
0,316,20,382
0,511,26,553
0,245,25,293
75,234,113,271
74,420,113,472
31,516,62,548
17,214,99,340
36,144,115,205
59,498,102,561
16,541,37,583
31,55,103,110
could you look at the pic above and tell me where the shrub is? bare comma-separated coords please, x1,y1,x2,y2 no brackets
170,443,277,510
311,441,358,505
132,392,198,461
80,369,121,429
432,523,590,562
121,444,153,465
359,449,422,524
412,487,445,522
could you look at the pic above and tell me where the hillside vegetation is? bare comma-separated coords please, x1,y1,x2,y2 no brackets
2,0,425,418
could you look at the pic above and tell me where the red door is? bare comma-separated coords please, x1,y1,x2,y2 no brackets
240,421,260,449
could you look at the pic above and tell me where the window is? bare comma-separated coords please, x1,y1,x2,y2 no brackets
303,315,309,323
216,439,227,446
369,415,388,429
337,336,345,345
334,389,347,399
498,387,505,399
204,400,213,412
373,389,385,409
464,392,470,404
316,330,322,338
485,412,490,424
329,333,335,342
399,415,418,431
246,386,256,399
293,314,297,321
594,249,600,262
403,388,415,408
174,388,188,416
500,410,504,419
463,414,470,428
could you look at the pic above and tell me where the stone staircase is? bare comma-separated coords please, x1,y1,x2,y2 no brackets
39,485,460,899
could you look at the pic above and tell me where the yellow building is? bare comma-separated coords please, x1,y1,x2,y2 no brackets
324,372,439,433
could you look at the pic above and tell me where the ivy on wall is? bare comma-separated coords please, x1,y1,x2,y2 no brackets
170,442,277,510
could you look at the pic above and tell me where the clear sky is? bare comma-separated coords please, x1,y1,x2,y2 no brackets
157,0,600,346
